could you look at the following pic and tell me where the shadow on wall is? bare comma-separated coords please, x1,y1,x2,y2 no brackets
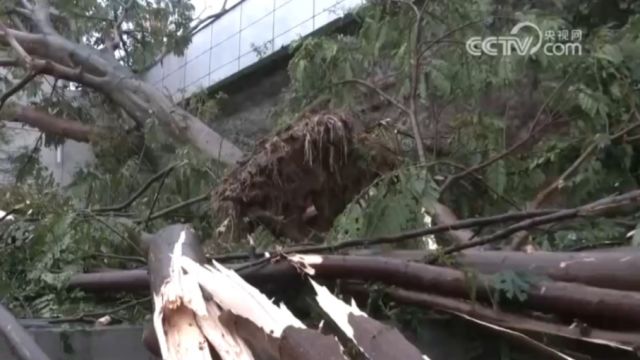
0,123,94,186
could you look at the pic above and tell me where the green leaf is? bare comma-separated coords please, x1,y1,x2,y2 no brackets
595,44,623,64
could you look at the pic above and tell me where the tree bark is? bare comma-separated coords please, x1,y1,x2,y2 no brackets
0,19,244,165
0,303,50,360
288,254,640,328
69,250,640,328
348,249,640,291
358,286,639,350
2,105,94,142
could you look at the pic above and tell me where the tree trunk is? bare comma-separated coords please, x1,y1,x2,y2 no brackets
0,23,244,165
288,254,640,328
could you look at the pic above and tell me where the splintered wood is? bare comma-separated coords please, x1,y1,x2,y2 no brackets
146,224,432,360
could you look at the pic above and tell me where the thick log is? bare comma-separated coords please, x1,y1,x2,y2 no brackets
67,269,149,292
344,284,639,350
0,303,50,360
68,251,640,327
69,250,640,293
289,254,640,327
348,249,640,291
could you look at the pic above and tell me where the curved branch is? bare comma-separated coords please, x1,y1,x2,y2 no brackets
134,0,245,73
439,72,575,193
0,71,40,112
438,190,640,258
510,119,640,250
140,192,210,222
91,162,184,213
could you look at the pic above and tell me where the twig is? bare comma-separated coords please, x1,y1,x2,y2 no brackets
134,0,243,73
218,208,562,264
433,190,640,260
439,72,575,193
32,0,57,35
143,169,170,227
139,192,210,222
14,133,43,183
91,162,183,213
47,296,150,324
336,78,410,114
0,70,40,112
533,120,640,211
85,213,144,256
419,19,486,61
391,0,427,162
510,119,640,250
89,252,146,264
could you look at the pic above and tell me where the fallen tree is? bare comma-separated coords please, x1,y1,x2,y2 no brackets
0,0,243,165
67,248,640,293
141,224,428,360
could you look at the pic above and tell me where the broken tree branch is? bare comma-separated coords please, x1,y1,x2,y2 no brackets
437,189,640,257
139,192,210,223
374,286,639,350
511,119,640,250
91,162,183,213
289,254,640,327
3,105,95,142
439,71,574,193
0,71,40,112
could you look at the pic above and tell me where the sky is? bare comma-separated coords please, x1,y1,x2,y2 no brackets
191,0,243,20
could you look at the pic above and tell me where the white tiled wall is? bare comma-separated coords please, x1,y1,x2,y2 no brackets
144,0,365,98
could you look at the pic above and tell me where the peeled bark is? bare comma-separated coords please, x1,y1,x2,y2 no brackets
0,303,50,360
310,280,426,360
146,224,213,360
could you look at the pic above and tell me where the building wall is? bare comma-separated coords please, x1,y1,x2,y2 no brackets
0,123,94,187
144,0,364,100
0,1,363,186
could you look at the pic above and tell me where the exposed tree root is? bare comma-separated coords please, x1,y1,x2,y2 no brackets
213,110,399,242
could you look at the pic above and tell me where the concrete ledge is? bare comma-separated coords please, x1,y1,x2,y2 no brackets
0,324,157,360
